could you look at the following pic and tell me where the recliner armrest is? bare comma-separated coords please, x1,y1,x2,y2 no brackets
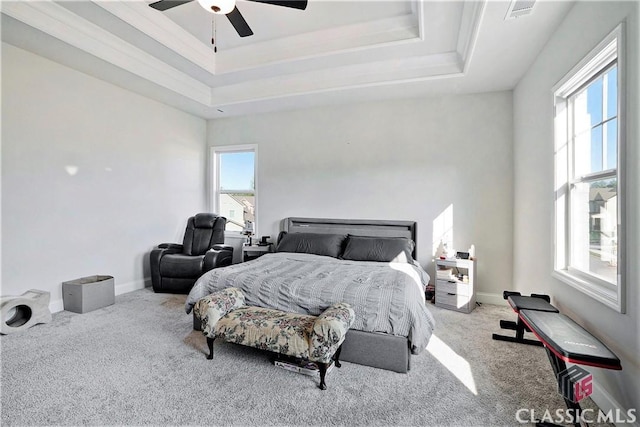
157,243,184,251
203,246,234,271
150,244,185,292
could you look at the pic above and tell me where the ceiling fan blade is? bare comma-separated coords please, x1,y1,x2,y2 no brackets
246,0,308,10
149,0,195,11
226,7,254,37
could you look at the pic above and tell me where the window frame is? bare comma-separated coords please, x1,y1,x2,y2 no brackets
552,23,626,313
210,144,258,236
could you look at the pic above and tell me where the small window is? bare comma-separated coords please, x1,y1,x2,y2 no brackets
553,24,625,313
212,145,256,234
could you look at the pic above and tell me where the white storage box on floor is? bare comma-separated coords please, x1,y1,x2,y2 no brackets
62,275,115,313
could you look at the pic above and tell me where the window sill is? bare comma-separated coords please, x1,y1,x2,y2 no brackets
552,269,623,313
224,232,247,240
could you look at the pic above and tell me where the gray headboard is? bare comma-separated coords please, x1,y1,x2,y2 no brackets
282,217,418,259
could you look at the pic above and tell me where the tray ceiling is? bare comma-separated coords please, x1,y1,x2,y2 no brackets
1,0,574,118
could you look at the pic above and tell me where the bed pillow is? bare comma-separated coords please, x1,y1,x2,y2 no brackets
341,235,415,263
275,232,347,258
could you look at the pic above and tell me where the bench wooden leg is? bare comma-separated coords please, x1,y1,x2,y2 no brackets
316,344,346,389
333,344,343,368
318,363,328,390
207,337,215,360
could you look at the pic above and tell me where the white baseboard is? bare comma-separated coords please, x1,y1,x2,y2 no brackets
115,278,149,295
591,379,639,427
49,278,149,313
476,292,508,306
49,299,65,313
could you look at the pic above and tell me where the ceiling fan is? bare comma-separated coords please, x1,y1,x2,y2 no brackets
149,0,308,38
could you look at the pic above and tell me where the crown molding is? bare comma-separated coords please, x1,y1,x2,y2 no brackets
457,0,486,73
1,0,211,105
210,50,462,107
94,0,421,76
215,13,421,74
93,0,218,75
414,0,425,40
1,0,486,115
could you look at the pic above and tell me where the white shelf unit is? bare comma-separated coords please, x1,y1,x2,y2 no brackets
435,258,476,313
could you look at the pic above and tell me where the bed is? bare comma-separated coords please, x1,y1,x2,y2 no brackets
185,217,436,373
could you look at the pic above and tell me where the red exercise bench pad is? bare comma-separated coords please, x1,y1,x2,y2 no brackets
519,310,621,370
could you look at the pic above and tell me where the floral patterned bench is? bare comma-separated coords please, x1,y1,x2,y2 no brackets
193,287,355,390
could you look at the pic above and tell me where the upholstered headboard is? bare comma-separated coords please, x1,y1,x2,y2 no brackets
281,217,418,259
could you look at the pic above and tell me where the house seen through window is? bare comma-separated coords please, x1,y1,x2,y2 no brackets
213,146,256,233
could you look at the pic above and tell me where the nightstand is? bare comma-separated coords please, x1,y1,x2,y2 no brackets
242,244,273,262
435,258,476,313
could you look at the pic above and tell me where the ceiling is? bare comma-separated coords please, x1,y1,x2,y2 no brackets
1,0,575,118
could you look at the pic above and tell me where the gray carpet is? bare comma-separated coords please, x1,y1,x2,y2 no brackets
1,288,607,426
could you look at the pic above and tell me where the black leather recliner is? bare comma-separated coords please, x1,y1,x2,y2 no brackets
150,213,233,294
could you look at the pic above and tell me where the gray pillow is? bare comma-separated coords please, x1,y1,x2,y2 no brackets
276,232,346,258
341,236,414,263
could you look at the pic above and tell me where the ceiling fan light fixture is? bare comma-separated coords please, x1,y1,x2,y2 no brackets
197,0,235,15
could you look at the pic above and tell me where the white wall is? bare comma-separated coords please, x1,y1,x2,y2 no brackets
513,1,639,416
1,43,208,310
208,92,514,300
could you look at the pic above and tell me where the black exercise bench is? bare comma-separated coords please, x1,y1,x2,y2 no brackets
520,309,621,426
492,291,558,346
493,291,622,427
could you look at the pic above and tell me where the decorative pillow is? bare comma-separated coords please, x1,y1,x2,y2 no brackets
275,232,346,258
341,235,415,263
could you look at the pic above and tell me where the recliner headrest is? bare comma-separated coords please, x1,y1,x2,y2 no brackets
194,213,219,228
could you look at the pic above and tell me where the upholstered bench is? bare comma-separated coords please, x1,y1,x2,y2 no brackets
193,287,355,390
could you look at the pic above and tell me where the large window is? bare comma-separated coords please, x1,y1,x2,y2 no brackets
553,25,625,312
212,145,256,233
